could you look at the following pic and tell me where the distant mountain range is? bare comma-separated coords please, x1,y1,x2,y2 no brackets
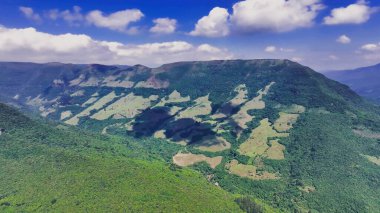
1,60,380,212
324,63,380,104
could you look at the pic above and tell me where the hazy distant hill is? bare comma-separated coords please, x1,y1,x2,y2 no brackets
1,60,380,212
325,63,380,104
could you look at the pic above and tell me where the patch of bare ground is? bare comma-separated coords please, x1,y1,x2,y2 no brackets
225,160,278,180
361,154,380,166
353,129,380,139
238,118,288,157
232,82,275,129
173,152,223,169
299,185,316,193
91,93,159,120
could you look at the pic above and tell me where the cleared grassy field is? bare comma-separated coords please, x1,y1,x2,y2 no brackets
226,160,278,180
91,93,159,120
362,154,380,166
175,95,212,121
232,82,275,129
173,152,223,169
155,90,190,107
265,140,286,160
65,91,119,125
273,112,299,132
238,118,288,157
60,110,72,120
229,84,248,106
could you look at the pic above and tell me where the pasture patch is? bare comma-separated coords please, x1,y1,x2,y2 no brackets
274,112,299,132
173,153,223,169
284,104,306,114
265,140,285,160
226,160,278,180
176,95,212,120
153,130,167,139
238,118,288,157
102,75,134,88
79,77,101,87
91,93,159,120
362,155,380,166
65,91,119,125
70,90,85,97
81,97,98,107
354,129,380,139
60,110,72,120
69,74,85,86
299,185,316,193
232,82,275,129
229,84,248,106
155,90,190,107
40,106,56,117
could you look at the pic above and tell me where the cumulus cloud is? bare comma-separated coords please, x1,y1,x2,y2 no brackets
361,43,380,52
323,1,375,25
230,0,324,33
150,18,177,34
336,35,351,44
0,26,233,66
86,9,144,33
265,46,277,53
190,7,230,37
46,6,84,26
356,42,380,62
19,6,42,22
190,0,323,36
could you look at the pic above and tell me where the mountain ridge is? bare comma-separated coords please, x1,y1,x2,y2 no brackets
324,63,380,104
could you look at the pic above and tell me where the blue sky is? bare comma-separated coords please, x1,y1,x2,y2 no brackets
0,0,379,71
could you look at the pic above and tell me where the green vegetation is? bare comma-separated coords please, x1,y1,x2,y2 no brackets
0,103,243,212
1,60,380,212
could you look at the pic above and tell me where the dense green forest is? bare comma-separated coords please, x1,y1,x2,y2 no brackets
0,103,248,212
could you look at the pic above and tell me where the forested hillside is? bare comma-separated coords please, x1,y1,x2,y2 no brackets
0,60,380,212
0,103,246,212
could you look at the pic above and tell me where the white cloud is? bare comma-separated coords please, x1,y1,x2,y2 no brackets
190,7,230,37
323,1,375,25
19,6,42,22
197,44,227,54
361,43,380,52
191,0,324,36
264,45,295,53
265,46,277,53
86,9,144,33
0,26,233,66
336,35,351,44
46,6,84,26
150,18,177,34
230,0,324,33
356,42,380,62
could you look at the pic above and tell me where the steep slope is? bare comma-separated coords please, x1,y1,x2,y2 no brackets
0,103,243,212
1,59,380,212
325,63,380,104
